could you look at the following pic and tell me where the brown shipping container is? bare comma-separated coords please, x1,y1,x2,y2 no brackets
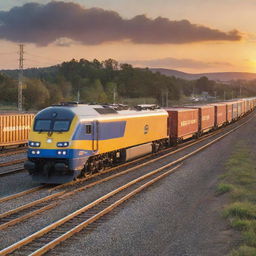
165,108,199,141
210,103,227,127
184,105,214,133
0,113,34,147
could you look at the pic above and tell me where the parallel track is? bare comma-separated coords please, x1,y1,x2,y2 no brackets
0,148,27,158
0,166,25,177
0,159,26,168
0,114,254,255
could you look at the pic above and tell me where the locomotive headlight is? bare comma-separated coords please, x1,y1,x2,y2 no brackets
31,150,36,154
57,142,69,147
29,141,41,147
57,150,67,156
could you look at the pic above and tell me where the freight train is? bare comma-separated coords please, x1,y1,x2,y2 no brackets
24,97,256,184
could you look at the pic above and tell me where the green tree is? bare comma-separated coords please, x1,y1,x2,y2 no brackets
23,79,50,110
81,79,108,103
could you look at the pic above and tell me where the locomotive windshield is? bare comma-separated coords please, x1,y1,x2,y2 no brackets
53,120,70,131
34,120,51,131
34,119,71,132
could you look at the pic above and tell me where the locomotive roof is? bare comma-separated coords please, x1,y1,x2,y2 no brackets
36,104,167,121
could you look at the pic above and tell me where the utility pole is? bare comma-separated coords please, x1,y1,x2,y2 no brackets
18,44,24,112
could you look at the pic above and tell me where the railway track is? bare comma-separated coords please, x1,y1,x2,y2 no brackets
0,159,26,168
0,120,233,230
0,114,254,255
0,166,25,177
0,151,27,177
0,148,27,158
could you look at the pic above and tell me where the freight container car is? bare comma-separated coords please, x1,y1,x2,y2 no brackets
210,103,227,127
184,105,215,134
226,102,233,123
165,108,199,144
244,99,251,113
241,100,246,116
237,100,243,117
231,101,238,120
0,113,34,148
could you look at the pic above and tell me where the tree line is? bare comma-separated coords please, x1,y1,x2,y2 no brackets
1,58,256,110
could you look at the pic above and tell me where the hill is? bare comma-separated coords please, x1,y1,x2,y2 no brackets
150,68,256,82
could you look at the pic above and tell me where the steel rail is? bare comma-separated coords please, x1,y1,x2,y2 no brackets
0,186,44,204
0,159,26,168
0,167,25,177
0,148,27,158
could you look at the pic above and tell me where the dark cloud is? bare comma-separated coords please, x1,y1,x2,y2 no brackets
129,57,234,69
0,1,242,46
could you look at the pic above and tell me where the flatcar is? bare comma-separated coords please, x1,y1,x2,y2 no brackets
25,103,169,183
0,113,34,149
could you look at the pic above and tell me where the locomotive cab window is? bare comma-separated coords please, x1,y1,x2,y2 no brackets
34,120,51,131
86,125,92,134
53,120,70,132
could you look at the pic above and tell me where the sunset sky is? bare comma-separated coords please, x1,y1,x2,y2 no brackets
0,0,256,73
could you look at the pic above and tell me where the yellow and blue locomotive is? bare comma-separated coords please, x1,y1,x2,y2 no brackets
25,103,169,183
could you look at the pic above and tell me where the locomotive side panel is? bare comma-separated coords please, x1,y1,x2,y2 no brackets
73,113,169,155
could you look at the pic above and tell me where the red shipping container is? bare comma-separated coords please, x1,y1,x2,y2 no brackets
165,108,199,142
0,113,34,147
184,105,215,133
210,103,227,127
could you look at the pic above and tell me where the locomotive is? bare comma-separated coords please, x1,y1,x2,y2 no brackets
24,103,169,183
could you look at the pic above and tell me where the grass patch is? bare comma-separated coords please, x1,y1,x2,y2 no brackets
217,141,256,255
223,202,256,220
229,246,256,256
216,183,234,195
